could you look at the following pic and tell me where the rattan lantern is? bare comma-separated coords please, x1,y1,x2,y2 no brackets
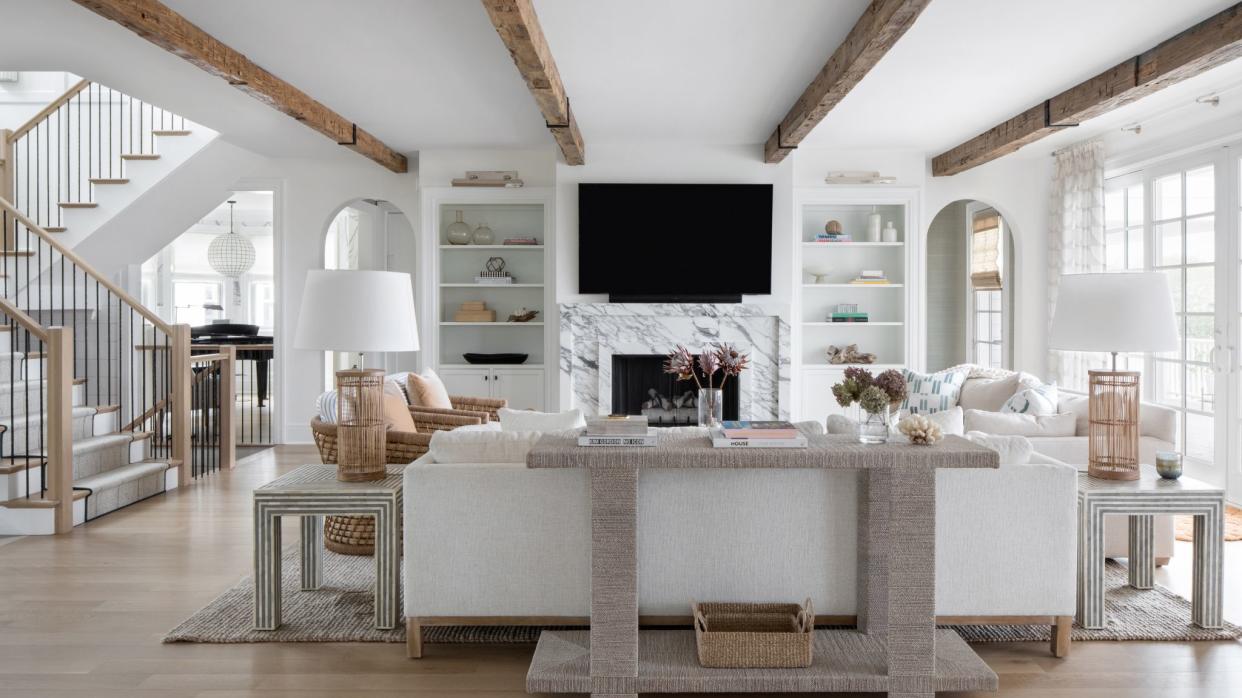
334,369,387,481
1050,273,1178,481
294,270,421,482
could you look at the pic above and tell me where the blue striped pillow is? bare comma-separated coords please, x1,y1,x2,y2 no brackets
901,368,969,415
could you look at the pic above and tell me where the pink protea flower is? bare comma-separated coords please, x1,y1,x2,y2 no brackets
698,347,720,388
715,343,750,377
663,345,701,387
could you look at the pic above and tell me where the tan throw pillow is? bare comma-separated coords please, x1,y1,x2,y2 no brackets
383,393,418,433
407,369,453,409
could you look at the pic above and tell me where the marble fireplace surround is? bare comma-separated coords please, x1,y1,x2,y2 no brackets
559,303,790,420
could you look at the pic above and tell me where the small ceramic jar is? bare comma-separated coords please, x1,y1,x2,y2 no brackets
1155,451,1182,480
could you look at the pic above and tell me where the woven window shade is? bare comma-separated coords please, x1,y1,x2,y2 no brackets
971,209,1003,290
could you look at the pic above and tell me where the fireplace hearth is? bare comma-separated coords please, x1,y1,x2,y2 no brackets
611,354,739,427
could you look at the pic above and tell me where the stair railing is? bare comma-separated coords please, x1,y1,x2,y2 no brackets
0,296,73,533
0,195,201,486
2,79,187,230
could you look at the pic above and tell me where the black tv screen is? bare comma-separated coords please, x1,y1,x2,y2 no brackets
578,183,772,300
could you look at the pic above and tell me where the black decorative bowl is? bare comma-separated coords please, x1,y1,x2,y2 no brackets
463,353,528,365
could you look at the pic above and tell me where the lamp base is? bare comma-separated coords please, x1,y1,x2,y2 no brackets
1087,369,1140,481
335,368,387,482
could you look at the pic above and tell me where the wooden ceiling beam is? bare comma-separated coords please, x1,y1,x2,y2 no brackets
481,0,585,165
72,0,408,173
763,0,932,164
933,3,1242,176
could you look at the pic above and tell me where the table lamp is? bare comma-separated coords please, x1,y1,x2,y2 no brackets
1049,272,1178,480
295,270,420,481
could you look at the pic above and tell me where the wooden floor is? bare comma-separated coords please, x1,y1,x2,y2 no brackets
1,446,1240,697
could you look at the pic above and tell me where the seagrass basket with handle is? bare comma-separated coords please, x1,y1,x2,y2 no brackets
692,598,814,668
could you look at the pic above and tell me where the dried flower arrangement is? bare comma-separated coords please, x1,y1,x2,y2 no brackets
832,367,907,413
663,343,750,390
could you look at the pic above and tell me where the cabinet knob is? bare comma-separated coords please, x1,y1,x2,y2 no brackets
483,375,489,381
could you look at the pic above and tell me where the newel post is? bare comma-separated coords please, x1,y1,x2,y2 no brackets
46,326,74,534
220,345,236,470
0,129,12,204
171,324,192,485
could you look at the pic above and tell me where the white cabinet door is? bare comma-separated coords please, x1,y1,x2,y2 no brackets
799,369,848,426
492,369,545,411
438,368,492,400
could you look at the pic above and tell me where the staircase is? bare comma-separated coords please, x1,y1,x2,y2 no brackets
0,80,235,535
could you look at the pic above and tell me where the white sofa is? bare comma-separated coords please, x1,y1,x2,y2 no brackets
953,366,1178,563
402,429,1079,658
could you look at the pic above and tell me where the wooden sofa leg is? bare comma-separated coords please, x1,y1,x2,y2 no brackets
1051,615,1072,658
1155,556,1170,567
406,618,423,659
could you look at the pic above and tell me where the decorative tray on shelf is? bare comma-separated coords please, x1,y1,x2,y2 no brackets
463,352,528,365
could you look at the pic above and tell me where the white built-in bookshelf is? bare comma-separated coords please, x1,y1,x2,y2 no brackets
793,188,918,423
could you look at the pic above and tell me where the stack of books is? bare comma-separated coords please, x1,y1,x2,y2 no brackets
503,237,539,245
474,272,514,285
830,311,869,323
579,415,657,447
849,270,889,285
812,231,852,243
712,421,808,449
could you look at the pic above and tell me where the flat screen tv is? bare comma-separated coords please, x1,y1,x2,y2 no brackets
578,183,772,302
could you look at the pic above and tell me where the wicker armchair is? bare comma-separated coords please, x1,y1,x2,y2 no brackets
450,394,506,421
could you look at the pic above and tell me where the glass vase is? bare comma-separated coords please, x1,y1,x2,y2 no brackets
858,407,889,445
698,388,723,428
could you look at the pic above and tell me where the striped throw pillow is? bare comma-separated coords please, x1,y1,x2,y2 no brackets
901,368,969,415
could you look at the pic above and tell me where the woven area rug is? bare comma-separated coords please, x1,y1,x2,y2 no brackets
165,549,1240,644
1175,505,1242,542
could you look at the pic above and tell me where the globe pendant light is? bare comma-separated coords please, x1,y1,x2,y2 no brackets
208,200,256,277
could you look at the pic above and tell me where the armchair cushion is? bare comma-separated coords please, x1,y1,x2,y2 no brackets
407,369,454,409
383,393,418,433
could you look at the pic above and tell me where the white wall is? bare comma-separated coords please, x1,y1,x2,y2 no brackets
0,71,78,130
926,201,968,371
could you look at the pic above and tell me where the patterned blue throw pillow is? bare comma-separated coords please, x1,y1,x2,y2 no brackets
901,368,969,415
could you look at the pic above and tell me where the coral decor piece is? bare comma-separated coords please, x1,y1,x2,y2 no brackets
507,308,540,323
898,414,944,445
826,344,876,365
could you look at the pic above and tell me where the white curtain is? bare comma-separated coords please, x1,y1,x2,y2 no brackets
1048,140,1105,388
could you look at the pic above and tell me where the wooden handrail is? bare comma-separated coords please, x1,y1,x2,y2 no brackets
8,79,91,143
0,195,174,334
0,296,50,342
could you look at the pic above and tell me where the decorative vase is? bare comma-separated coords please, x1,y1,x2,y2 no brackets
866,210,882,242
882,221,898,242
446,210,472,245
471,223,494,245
858,407,889,445
698,388,723,428
1155,451,1183,479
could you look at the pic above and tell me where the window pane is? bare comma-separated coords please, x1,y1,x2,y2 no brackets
1154,312,1184,361
975,343,990,365
1185,166,1214,217
1156,221,1182,266
976,314,990,342
1185,412,1213,462
990,343,1002,368
990,312,1002,340
1186,315,1214,364
1186,216,1214,264
1105,189,1124,228
1154,360,1183,407
1127,227,1144,269
1126,184,1144,225
1163,268,1184,311
1153,173,1182,220
1105,230,1125,269
1186,266,1214,312
1185,364,1215,413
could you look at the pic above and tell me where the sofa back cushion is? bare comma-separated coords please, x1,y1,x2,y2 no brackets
429,429,542,463
957,374,1021,412
963,409,1077,437
498,407,586,432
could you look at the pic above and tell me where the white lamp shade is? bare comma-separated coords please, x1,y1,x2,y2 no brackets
1049,272,1178,353
294,270,420,353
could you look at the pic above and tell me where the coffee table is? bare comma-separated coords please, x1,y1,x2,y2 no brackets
1076,466,1225,629
253,464,403,630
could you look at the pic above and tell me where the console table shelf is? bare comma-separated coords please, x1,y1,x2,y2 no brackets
527,629,997,694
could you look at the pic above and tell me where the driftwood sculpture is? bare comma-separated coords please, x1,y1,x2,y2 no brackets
826,344,876,365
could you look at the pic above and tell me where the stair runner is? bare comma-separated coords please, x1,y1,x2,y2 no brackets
0,349,177,522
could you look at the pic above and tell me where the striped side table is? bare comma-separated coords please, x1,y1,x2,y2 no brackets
1076,467,1224,629
253,464,403,631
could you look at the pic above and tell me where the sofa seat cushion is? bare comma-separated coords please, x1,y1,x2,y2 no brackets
963,431,1034,464
964,409,1077,437
428,429,543,463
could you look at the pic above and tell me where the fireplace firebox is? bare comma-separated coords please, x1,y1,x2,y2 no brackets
611,354,740,427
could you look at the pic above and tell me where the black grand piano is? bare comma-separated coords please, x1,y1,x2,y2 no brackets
191,322,273,406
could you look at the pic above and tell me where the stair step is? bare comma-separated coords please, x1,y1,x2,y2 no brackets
0,250,36,257
120,154,160,161
74,459,169,493
151,130,191,136
0,493,58,509
0,456,47,475
58,202,97,209
44,227,67,233
89,178,130,185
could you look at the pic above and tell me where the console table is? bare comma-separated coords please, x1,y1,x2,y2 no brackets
524,430,1000,698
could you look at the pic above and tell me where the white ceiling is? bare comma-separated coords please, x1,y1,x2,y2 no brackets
4,0,1242,163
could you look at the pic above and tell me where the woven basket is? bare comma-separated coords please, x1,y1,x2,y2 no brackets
324,514,378,555
693,599,814,668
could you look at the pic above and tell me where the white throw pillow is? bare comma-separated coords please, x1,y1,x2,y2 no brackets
498,407,586,433
964,431,1034,465
429,429,541,463
901,368,969,414
963,409,1077,437
1001,382,1059,416
957,373,1021,412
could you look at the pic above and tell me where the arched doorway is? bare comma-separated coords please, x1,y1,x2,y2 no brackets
925,199,1016,372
